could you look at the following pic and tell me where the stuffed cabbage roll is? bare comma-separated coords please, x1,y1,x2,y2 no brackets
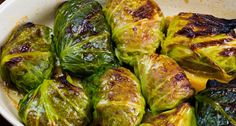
90,67,145,126
104,0,165,65
140,103,197,126
0,23,54,92
162,12,236,83
54,0,116,76
135,54,194,113
195,80,236,126
18,75,90,126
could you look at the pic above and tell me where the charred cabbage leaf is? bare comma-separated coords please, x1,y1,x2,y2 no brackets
135,54,194,113
54,0,116,76
104,0,165,66
0,23,54,92
162,12,236,83
195,80,236,126
90,67,145,126
18,75,90,126
140,103,197,126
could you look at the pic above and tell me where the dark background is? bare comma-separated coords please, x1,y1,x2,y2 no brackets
0,1,13,126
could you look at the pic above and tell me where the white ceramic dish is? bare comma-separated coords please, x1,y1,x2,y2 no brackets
0,0,235,125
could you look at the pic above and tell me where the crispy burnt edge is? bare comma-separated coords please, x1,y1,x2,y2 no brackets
132,0,162,21
57,74,83,93
176,12,236,38
173,13,236,62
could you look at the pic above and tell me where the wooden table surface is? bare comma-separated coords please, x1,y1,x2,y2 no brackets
0,1,13,126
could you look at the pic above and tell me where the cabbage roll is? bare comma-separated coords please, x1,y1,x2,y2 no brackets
91,67,145,126
0,22,54,92
195,80,236,126
135,54,194,113
18,75,90,126
104,0,165,65
54,0,116,76
162,12,236,83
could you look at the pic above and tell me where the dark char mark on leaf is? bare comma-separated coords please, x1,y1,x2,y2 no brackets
132,0,158,21
177,13,236,38
190,38,233,50
112,72,129,82
57,75,82,95
219,48,236,57
175,73,186,81
20,43,31,53
6,57,22,68
9,43,32,54
36,29,42,37
154,103,184,120
23,22,35,28
66,3,101,39
206,80,236,89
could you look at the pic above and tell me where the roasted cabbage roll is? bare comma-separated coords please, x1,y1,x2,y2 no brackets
104,0,165,65
162,12,236,83
195,80,236,126
18,75,90,126
54,0,116,76
135,54,194,113
140,103,197,126
90,67,145,126
0,23,54,92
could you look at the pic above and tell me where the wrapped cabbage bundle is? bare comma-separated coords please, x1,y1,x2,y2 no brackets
140,103,197,126
18,75,90,126
162,12,236,83
135,54,194,113
104,0,165,65
0,23,54,92
54,0,116,76
195,80,236,126
90,67,145,126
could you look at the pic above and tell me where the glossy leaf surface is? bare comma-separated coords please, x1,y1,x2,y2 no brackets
195,80,236,126
135,54,194,113
18,76,90,126
90,67,145,126
104,0,165,65
54,0,116,76
162,13,236,82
